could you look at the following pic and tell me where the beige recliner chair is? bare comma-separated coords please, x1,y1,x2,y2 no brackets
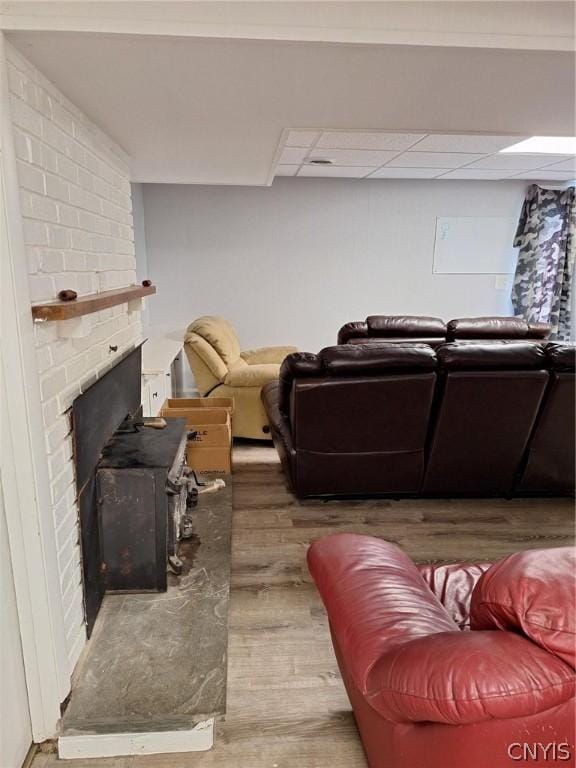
184,316,297,440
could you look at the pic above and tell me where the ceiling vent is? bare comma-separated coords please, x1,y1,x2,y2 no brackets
307,158,333,165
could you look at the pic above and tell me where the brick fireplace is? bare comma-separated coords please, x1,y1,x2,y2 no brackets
6,42,143,675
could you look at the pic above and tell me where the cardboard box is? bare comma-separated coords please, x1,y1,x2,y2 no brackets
161,407,231,444
162,397,234,415
160,402,232,474
186,444,231,475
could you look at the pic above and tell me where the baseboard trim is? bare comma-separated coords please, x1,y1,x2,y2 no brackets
58,719,214,759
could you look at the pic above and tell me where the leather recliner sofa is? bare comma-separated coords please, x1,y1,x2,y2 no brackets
308,534,575,768
337,315,551,346
262,341,575,497
184,315,297,439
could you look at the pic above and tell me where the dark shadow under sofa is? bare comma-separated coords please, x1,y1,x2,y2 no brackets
262,340,575,498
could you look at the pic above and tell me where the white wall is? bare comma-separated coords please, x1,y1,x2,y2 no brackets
7,43,141,675
141,178,528,353
0,479,32,768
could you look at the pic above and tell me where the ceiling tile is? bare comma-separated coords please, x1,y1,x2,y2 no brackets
437,169,520,180
279,146,309,164
315,131,425,151
308,148,399,166
275,165,300,177
412,134,527,154
286,130,320,148
387,152,486,169
368,167,449,179
297,165,374,178
466,153,573,170
540,158,576,172
511,171,576,181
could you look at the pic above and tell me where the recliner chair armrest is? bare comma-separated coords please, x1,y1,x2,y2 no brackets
366,630,575,725
224,363,280,387
240,346,299,365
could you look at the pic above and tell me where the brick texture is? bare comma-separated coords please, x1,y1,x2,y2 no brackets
7,44,143,674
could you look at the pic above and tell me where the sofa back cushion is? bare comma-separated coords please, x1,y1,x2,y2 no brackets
518,344,576,493
278,344,436,418
436,340,547,370
185,315,241,365
366,315,446,338
447,316,530,341
320,343,437,374
423,343,548,494
470,547,576,668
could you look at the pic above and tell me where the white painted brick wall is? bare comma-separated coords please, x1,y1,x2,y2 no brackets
7,43,143,675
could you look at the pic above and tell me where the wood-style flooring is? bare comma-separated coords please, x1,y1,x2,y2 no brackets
34,444,575,768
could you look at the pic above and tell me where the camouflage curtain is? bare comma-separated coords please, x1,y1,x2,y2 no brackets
511,184,576,340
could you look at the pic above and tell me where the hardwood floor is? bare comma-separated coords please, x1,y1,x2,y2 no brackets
35,444,575,768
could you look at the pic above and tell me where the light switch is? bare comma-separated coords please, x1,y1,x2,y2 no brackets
495,275,510,290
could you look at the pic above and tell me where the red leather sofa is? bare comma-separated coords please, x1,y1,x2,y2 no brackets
308,534,575,768
337,315,551,346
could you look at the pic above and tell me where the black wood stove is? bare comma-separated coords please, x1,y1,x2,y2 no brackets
72,345,195,634
97,416,189,593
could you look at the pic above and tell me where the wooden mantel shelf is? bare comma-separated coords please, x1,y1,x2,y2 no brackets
32,285,156,321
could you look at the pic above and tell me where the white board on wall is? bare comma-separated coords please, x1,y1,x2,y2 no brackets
433,216,518,274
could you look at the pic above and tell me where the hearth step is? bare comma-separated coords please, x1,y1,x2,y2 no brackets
58,482,232,759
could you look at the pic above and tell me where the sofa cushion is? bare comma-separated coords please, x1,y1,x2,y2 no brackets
436,341,547,370
320,344,437,374
418,562,492,630
527,321,552,339
186,315,241,365
470,547,576,668
546,343,576,372
447,316,529,340
224,360,280,387
366,315,446,337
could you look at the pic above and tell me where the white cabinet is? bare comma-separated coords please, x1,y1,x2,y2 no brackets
141,338,183,417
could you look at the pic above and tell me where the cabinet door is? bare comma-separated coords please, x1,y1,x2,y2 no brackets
165,369,174,399
141,382,152,417
148,373,167,416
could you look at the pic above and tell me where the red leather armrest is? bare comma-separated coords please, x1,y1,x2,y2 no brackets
307,534,457,693
366,630,575,725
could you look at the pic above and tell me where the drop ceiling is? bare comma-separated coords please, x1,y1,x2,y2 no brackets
275,131,576,181
4,1,575,185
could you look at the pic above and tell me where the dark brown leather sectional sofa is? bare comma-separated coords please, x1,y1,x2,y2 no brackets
262,340,575,498
337,315,551,346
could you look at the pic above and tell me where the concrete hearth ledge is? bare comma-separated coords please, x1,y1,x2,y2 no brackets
58,478,232,759
58,719,214,759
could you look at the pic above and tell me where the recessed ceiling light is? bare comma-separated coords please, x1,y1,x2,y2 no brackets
500,136,576,154
307,158,333,165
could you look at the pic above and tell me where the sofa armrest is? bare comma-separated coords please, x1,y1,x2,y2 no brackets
241,346,299,365
224,363,280,387
307,534,457,693
366,630,575,725
337,321,369,345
